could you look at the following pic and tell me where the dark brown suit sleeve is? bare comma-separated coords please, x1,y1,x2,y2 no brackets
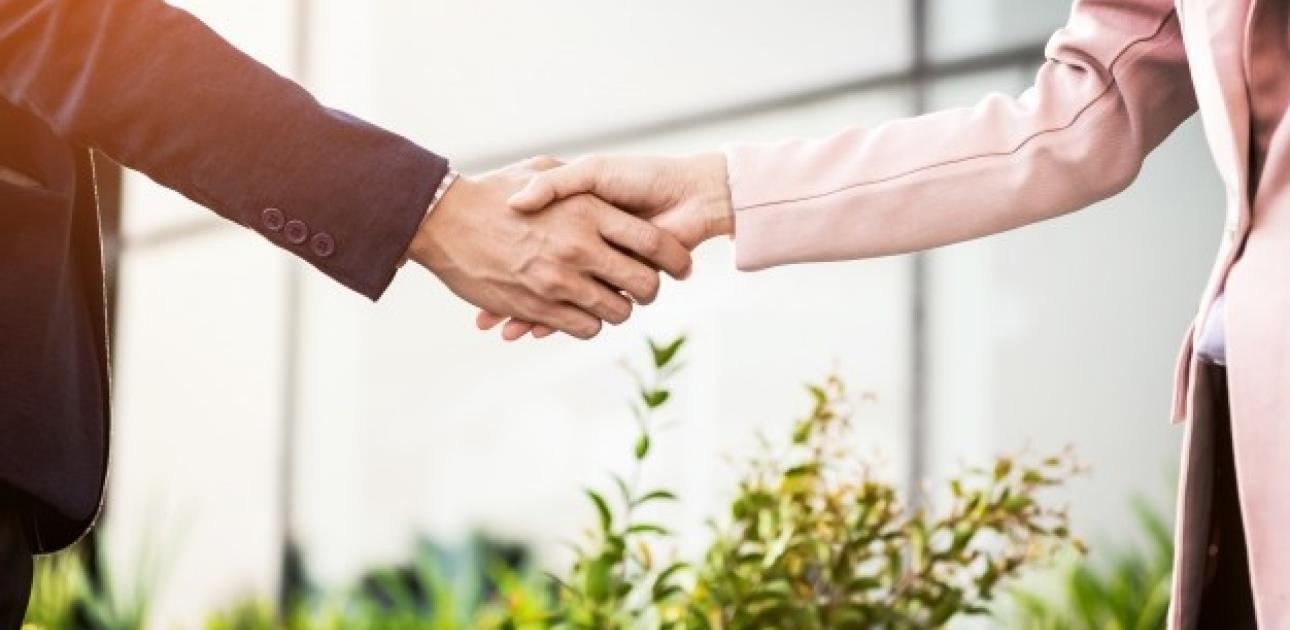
0,0,449,299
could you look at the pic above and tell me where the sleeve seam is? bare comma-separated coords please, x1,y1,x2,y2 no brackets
736,8,1180,213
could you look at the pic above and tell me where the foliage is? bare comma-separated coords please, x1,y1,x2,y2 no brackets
24,531,158,630
26,335,1096,630
514,337,1084,630
1005,498,1173,630
682,376,1082,629
528,336,690,630
199,537,553,630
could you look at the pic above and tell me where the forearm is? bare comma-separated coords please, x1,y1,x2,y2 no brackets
0,0,447,299
726,0,1194,270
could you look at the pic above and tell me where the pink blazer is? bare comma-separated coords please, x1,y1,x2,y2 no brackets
725,1,1285,627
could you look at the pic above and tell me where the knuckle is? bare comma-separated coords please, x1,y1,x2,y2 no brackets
518,302,548,322
531,270,567,297
553,240,585,263
581,291,604,311
636,226,663,254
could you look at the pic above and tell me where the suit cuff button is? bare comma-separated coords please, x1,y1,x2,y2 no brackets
311,232,336,258
262,207,286,232
284,219,310,244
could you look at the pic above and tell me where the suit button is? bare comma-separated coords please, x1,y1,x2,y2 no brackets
262,208,286,232
311,232,336,258
284,219,309,244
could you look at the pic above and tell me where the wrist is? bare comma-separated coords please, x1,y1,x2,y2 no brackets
408,174,475,268
685,152,734,238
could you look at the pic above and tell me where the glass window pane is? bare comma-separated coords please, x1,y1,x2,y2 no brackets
290,88,919,581
929,0,1071,62
311,0,913,165
922,69,1224,539
121,0,296,241
109,231,289,628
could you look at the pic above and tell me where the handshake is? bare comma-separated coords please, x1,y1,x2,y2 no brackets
407,153,735,340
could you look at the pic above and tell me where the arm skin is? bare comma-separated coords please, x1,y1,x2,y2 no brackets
491,0,1197,339
0,0,446,300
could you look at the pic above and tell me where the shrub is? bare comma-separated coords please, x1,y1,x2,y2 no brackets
1004,498,1173,630
517,337,1083,630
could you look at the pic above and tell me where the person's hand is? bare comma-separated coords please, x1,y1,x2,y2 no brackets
476,153,733,340
408,158,693,339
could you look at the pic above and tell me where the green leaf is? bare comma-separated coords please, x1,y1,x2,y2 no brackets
649,336,687,368
784,463,820,478
585,490,613,534
994,457,1013,480
791,420,812,445
847,576,882,592
584,557,613,601
632,489,678,507
807,384,829,406
626,523,670,537
642,389,671,409
652,562,691,602
635,434,651,459
612,474,632,506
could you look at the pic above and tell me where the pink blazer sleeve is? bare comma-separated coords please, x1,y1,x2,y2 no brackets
726,0,1195,270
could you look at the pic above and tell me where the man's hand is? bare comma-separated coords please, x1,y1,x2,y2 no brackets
408,158,693,340
477,153,733,340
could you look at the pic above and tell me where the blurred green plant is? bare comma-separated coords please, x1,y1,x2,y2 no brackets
200,537,552,630
1005,498,1173,630
24,529,159,630
25,335,1105,630
530,336,690,630
682,376,1082,629
515,337,1085,630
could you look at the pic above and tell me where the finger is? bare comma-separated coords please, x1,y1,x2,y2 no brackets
477,311,506,330
594,205,693,280
518,297,603,340
522,155,564,172
508,159,602,212
523,265,633,325
502,319,535,341
584,247,661,305
570,280,634,325
502,318,558,340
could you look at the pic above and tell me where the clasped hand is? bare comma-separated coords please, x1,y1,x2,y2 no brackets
407,154,733,340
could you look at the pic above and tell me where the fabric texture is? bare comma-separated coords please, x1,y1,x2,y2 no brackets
723,0,1290,626
1196,366,1256,628
0,0,449,551
0,491,32,630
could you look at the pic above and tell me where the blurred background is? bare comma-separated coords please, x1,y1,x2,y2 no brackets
91,0,1221,627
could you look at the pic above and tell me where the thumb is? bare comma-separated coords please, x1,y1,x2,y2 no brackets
507,177,555,213
508,159,602,212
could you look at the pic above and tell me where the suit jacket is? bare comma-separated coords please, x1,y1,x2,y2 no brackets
724,0,1284,627
0,0,448,552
